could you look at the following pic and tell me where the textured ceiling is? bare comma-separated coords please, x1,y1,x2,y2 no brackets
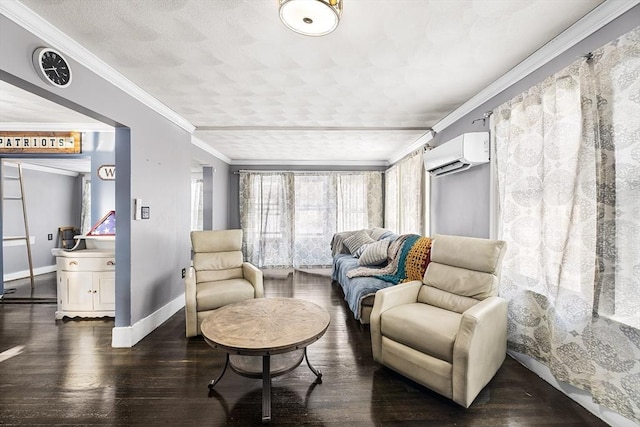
4,0,604,164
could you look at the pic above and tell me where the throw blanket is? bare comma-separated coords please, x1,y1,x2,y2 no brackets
347,234,432,284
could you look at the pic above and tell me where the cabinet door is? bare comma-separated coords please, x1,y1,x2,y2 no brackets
59,271,94,311
93,272,115,311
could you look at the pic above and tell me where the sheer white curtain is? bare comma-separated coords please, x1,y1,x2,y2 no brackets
294,174,337,267
239,173,294,268
385,150,424,235
240,171,382,268
190,178,203,231
80,175,91,233
493,27,640,423
384,165,399,232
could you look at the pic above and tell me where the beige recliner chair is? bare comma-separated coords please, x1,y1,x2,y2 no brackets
370,234,507,407
185,229,264,337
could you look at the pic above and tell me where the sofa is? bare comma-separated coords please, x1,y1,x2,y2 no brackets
331,228,432,324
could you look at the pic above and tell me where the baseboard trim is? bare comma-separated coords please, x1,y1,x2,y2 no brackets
111,293,185,348
3,265,56,282
508,350,637,427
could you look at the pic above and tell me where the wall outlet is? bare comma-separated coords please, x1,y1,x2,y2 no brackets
47,234,53,240
181,268,186,279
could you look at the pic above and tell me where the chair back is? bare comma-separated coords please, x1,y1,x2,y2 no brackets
191,229,244,283
418,234,506,313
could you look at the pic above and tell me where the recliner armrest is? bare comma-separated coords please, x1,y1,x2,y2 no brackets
452,296,508,407
243,262,264,298
370,280,422,363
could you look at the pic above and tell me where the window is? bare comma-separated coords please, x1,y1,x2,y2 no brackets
239,171,382,268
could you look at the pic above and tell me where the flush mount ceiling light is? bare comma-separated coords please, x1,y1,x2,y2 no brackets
279,0,343,36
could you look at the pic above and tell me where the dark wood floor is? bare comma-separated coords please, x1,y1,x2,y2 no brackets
1,269,606,426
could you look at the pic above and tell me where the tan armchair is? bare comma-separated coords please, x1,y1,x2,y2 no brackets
370,234,507,407
185,229,264,337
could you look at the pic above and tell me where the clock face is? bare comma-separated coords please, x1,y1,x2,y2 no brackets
33,48,72,88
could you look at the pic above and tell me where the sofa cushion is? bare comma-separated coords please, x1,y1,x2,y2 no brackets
358,239,390,266
343,230,375,254
381,303,461,363
368,227,389,241
196,279,256,311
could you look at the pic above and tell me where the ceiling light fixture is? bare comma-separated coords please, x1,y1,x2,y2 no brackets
279,0,343,37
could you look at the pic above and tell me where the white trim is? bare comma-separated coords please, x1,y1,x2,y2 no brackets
3,264,55,282
2,235,35,247
508,350,638,427
0,1,195,134
3,160,79,176
191,137,231,164
388,0,640,164
111,293,185,348
0,123,114,132
388,130,434,166
232,158,389,167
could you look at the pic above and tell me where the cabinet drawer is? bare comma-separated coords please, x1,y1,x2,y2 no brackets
58,257,116,272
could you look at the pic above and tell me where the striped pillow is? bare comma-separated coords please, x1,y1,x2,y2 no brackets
358,239,390,266
343,230,375,255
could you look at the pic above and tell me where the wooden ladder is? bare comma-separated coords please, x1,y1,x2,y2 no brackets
2,162,35,289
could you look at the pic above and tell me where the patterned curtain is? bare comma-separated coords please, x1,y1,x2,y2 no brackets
493,27,640,423
385,150,425,235
239,171,382,268
239,173,294,268
384,165,399,232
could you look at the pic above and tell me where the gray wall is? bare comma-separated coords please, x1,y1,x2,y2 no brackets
192,145,230,230
429,5,640,238
1,131,117,278
1,163,80,276
89,131,116,225
0,16,192,328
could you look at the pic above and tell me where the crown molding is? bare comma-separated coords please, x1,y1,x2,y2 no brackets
0,0,195,134
191,136,231,164
388,0,640,164
230,158,389,167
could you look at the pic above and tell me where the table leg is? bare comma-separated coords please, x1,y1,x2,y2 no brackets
208,354,229,390
304,348,323,383
262,355,271,423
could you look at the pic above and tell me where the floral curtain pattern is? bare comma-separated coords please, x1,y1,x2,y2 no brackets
385,150,425,235
239,171,382,268
493,27,640,423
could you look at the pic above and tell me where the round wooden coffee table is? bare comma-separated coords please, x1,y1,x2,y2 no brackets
201,297,330,423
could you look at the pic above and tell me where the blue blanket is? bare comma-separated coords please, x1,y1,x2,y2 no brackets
332,253,395,321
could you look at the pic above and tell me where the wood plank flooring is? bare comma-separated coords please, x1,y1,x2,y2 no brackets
1,269,607,426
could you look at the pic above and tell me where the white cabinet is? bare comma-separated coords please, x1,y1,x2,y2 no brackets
53,250,115,319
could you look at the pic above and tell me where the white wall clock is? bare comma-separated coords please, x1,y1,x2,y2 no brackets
32,47,73,88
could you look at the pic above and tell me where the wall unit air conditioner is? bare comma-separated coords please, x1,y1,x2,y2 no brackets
423,132,489,177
